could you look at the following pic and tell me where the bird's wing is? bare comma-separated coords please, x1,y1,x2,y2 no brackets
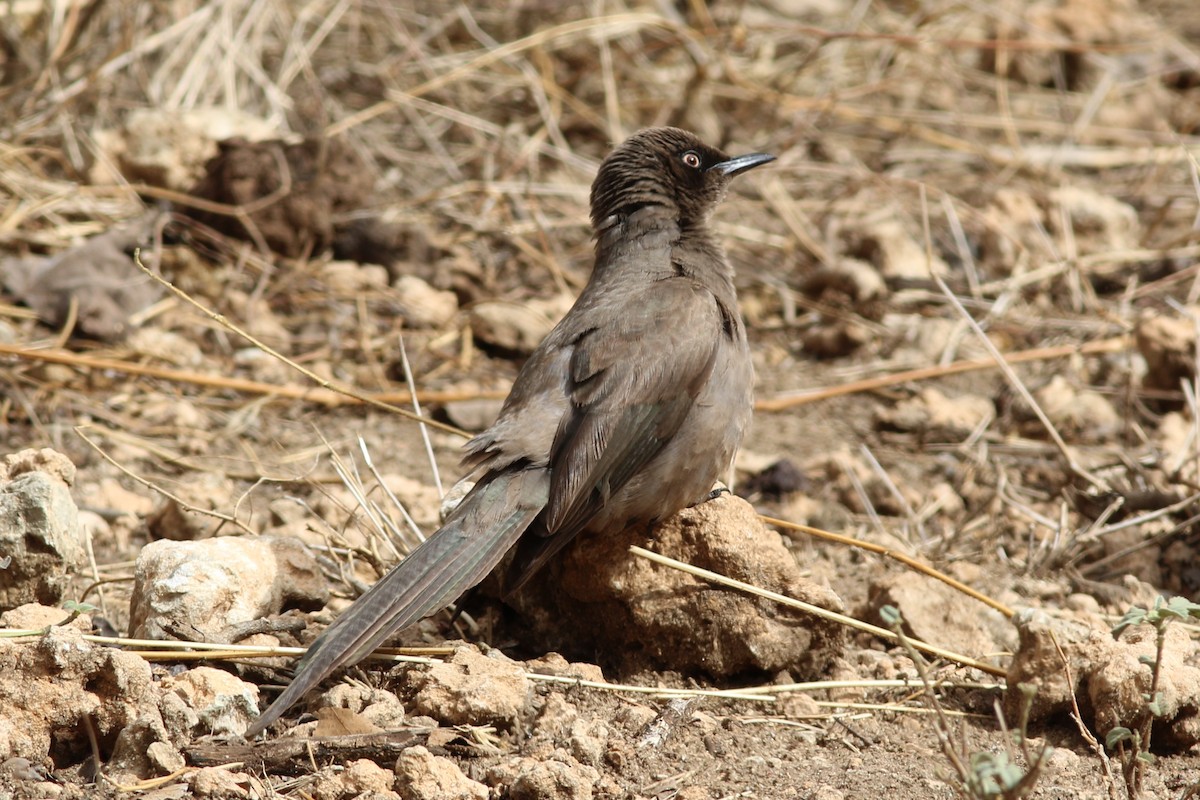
504,278,721,590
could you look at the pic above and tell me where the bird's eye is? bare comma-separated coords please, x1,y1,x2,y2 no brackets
681,151,702,169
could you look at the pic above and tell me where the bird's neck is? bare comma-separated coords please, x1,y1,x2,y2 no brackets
592,206,738,319
596,206,727,270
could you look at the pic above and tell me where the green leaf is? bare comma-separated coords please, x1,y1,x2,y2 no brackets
62,600,98,613
1113,607,1148,635
1105,727,1135,749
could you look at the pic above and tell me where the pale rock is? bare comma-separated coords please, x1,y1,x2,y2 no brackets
407,644,529,728
1033,375,1119,440
848,217,949,281
161,666,259,736
127,327,204,366
0,450,84,610
395,275,459,328
509,756,599,800
0,626,157,765
1050,185,1139,253
394,746,488,800
190,766,253,798
91,107,282,190
1137,311,1195,393
469,296,569,355
320,259,390,292
311,759,395,800
0,602,91,632
129,536,327,640
867,572,1015,664
876,387,994,440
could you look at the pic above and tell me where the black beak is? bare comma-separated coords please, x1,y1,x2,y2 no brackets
709,152,775,176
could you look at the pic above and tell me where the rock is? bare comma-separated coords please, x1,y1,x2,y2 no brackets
738,458,807,501
876,387,995,440
406,644,529,728
522,652,605,684
319,260,390,292
846,217,949,281
90,107,281,190
1004,607,1127,730
469,298,563,355
144,473,236,540
978,188,1042,275
1049,186,1139,254
0,602,91,632
161,666,259,736
311,758,396,800
867,573,1014,666
443,398,504,432
0,757,51,783
801,258,887,302
0,450,85,611
509,493,845,678
1158,412,1196,484
797,258,887,357
568,718,609,767
394,275,458,328
0,626,157,766
78,476,155,517
184,136,373,258
226,290,292,347
126,327,205,367
190,766,253,798
129,536,327,640
0,213,165,341
394,746,488,800
1029,375,1120,441
509,756,599,800
0,448,76,485
1092,619,1200,751
1137,311,1195,394
146,740,186,774
800,318,874,359
533,694,579,740
315,684,406,731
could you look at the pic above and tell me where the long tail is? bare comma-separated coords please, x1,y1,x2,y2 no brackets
246,467,548,736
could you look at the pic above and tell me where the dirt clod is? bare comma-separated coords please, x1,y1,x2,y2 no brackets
0,451,85,610
394,746,488,800
510,494,845,679
185,137,373,258
405,644,530,728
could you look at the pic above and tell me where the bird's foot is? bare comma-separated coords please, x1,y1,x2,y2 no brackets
688,485,730,508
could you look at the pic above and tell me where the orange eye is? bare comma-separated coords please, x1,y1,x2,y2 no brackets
682,151,702,169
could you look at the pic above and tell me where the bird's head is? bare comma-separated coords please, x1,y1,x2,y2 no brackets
589,127,774,232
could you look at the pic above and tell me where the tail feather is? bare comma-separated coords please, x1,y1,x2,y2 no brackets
246,468,548,736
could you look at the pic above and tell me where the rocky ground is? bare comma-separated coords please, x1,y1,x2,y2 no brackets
3,1,1200,798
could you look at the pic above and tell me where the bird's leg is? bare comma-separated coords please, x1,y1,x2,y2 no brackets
447,586,480,626
688,485,730,508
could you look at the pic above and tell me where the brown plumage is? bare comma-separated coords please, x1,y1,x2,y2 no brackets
246,127,772,737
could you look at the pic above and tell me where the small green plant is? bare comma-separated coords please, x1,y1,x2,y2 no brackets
1107,596,1200,798
880,605,1048,800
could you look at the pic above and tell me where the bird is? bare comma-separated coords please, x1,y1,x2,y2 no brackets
246,127,773,736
